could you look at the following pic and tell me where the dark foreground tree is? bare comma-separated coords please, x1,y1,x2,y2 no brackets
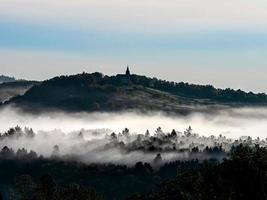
127,144,267,200
13,174,103,200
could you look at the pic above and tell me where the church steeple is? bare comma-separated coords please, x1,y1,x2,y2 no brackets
126,66,130,76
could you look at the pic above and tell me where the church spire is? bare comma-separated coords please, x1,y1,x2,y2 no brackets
126,66,130,76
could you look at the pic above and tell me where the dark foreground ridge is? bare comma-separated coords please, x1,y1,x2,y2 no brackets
0,144,266,200
0,126,267,200
3,69,267,113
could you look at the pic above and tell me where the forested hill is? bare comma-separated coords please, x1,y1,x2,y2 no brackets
0,81,39,103
3,72,267,113
0,75,16,83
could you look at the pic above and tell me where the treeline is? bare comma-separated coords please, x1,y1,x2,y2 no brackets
1,125,266,160
128,74,267,103
0,145,193,200
1,144,267,200
0,75,15,83
6,72,267,113
41,72,267,103
0,125,244,156
128,144,267,200
3,173,102,200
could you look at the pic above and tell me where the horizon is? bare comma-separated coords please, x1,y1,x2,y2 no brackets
2,2,267,199
1,0,267,93
1,67,266,94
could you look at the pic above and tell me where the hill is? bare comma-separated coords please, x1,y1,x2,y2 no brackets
3,72,267,113
0,81,39,103
0,75,15,84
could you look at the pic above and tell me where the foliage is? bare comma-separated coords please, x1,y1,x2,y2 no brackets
5,72,267,112
0,144,267,199
128,144,267,200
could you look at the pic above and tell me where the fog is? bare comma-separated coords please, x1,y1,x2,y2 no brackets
1,106,267,139
1,106,267,165
0,126,192,166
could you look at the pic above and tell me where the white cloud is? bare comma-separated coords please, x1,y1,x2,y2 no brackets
1,0,267,34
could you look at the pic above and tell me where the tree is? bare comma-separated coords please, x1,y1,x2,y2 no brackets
52,145,60,157
155,127,163,137
110,132,117,141
24,127,35,138
122,128,130,137
14,175,36,200
145,130,150,137
184,126,192,136
0,146,15,159
28,150,38,160
153,153,162,166
171,129,177,137
16,148,28,159
37,175,57,200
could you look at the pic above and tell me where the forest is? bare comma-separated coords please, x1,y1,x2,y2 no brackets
1,72,267,199
0,126,267,200
4,72,267,113
2,0,267,199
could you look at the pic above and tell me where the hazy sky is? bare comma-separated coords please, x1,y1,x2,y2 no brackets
1,0,267,92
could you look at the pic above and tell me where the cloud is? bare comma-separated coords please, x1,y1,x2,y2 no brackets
1,0,267,34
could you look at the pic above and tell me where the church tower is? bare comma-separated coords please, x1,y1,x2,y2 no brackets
126,66,130,76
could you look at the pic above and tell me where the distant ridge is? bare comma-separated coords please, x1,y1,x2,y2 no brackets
3,71,267,113
0,80,40,103
0,75,16,84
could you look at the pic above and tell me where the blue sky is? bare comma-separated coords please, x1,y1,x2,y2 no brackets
1,0,267,92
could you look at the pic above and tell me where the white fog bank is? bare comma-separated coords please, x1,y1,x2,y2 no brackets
1,106,267,139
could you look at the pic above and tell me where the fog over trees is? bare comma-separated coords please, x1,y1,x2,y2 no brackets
0,126,267,200
0,125,266,166
1,72,267,199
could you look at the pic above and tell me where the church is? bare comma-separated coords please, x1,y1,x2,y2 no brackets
117,66,132,84
126,66,130,76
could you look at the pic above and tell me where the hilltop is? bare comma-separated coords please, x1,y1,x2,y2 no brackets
0,81,39,103
3,71,267,113
0,75,16,84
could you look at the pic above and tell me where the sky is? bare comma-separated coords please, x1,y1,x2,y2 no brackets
1,0,267,92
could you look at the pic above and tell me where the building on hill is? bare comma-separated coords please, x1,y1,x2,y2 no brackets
123,66,131,84
126,66,130,76
116,66,132,84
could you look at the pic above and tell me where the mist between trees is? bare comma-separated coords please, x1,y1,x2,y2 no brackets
1,107,267,199
0,123,266,167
